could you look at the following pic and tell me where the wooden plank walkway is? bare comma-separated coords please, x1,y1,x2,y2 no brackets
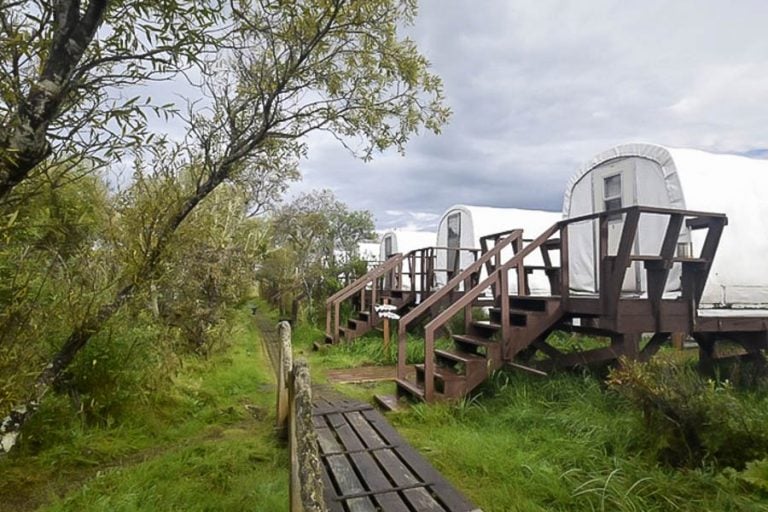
313,397,480,512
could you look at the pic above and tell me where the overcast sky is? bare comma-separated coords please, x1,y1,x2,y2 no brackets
290,0,768,232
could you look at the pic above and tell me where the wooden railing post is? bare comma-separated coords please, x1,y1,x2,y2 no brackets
499,271,510,357
559,223,570,305
276,321,292,437
289,358,326,512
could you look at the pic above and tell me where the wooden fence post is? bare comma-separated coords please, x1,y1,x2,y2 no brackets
276,321,292,436
290,358,326,512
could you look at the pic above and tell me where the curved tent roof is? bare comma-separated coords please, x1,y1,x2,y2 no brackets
435,204,561,293
379,230,435,260
563,142,768,308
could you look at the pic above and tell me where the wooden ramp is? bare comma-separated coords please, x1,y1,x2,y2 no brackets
313,397,480,512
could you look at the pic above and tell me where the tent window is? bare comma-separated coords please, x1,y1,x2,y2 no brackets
446,213,461,275
384,237,392,258
603,174,622,219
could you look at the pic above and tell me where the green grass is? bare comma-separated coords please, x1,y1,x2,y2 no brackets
300,321,768,512
389,370,768,511
1,309,289,512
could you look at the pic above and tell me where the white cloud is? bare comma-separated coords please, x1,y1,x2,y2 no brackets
142,2,768,230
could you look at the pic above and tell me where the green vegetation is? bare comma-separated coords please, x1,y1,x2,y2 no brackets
1,310,289,512
303,329,768,512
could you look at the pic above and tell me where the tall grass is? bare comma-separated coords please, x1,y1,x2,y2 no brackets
388,370,768,511
2,308,289,512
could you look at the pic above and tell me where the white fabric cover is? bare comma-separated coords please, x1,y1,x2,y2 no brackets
563,142,768,308
378,230,435,260
378,230,435,291
356,242,380,263
434,205,561,294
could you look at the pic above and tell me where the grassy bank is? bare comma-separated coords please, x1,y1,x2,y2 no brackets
1,309,289,512
301,324,768,511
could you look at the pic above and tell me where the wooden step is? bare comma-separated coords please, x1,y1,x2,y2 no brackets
488,307,530,326
470,320,501,332
509,297,551,312
434,349,487,371
373,394,402,412
347,317,369,329
452,334,500,357
415,364,466,396
395,378,425,402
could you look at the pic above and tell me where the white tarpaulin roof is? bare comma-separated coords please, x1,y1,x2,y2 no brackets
563,142,768,308
357,241,380,263
435,204,561,293
379,230,435,260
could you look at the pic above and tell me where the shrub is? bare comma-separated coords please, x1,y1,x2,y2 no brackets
607,357,768,469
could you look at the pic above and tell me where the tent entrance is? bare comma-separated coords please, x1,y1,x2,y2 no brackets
446,212,461,279
384,236,393,259
592,160,641,293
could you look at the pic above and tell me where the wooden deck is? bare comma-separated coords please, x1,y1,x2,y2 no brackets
313,397,480,512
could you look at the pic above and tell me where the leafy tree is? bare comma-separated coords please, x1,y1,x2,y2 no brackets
0,0,224,202
0,0,448,453
261,189,375,322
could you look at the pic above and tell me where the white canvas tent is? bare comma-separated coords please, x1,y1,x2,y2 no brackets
563,142,768,309
357,241,380,265
434,205,561,293
378,230,435,291
378,230,435,260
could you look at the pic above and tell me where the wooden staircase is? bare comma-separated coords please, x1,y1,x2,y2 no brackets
328,289,415,345
377,206,736,407
380,226,561,405
322,247,438,347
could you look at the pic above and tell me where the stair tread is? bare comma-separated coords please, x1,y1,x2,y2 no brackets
395,378,425,399
452,334,497,346
434,348,486,363
373,394,402,412
489,307,541,316
415,363,465,381
472,320,501,329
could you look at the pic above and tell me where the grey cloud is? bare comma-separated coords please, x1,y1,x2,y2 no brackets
289,1,768,230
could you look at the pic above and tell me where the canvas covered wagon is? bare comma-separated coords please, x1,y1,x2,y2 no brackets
563,142,768,311
434,204,561,293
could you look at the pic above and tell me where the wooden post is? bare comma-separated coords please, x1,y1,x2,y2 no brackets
276,321,292,437
672,332,685,351
382,299,391,356
289,358,326,512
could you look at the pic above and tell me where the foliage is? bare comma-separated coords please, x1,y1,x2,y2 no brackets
607,357,768,469
738,458,768,493
1,0,448,454
0,0,225,201
0,172,114,410
1,308,288,512
259,189,375,322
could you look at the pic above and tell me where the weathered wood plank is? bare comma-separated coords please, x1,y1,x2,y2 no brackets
373,449,420,487
349,451,411,510
325,454,376,512
371,492,412,512
313,400,479,512
346,411,387,449
402,487,448,511
316,425,343,454
362,409,478,511
333,422,365,452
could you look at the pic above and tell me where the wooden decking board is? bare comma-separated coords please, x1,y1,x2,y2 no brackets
361,408,479,511
314,398,479,512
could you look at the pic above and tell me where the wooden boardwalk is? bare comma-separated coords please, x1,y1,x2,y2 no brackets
313,397,480,512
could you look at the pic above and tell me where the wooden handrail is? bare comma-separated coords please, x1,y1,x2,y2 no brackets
325,253,405,342
415,206,729,400
396,229,524,381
